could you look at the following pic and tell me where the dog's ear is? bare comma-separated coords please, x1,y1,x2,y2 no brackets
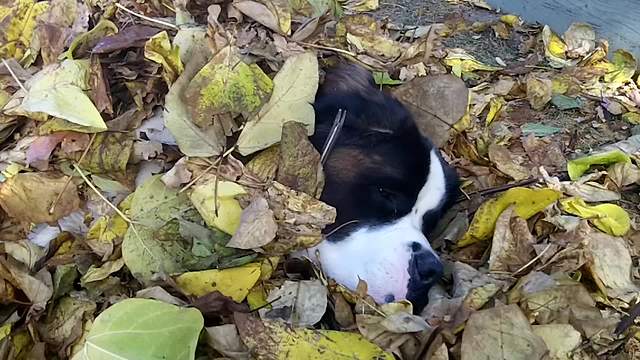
318,63,376,98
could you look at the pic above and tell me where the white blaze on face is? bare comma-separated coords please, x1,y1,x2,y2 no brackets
296,149,448,304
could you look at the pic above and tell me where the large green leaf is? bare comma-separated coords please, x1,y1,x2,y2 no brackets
72,298,204,360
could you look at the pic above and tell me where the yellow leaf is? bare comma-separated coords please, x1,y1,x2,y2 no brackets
560,198,630,236
0,0,49,61
0,324,11,341
247,283,268,310
567,149,630,180
499,14,521,27
66,19,118,59
542,25,571,68
176,262,261,302
236,51,318,156
458,187,561,247
602,49,637,84
485,96,506,125
236,314,394,359
20,59,107,131
444,49,502,77
622,112,640,124
526,74,552,110
144,31,184,85
344,0,379,12
190,180,247,234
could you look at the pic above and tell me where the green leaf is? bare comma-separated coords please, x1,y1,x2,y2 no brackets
20,59,107,132
236,51,319,156
567,150,630,180
72,298,204,360
372,71,403,86
520,123,562,137
551,95,583,110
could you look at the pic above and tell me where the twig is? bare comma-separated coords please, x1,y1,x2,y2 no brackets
511,243,552,276
320,109,346,165
115,3,178,30
614,299,640,336
456,177,541,203
1,59,26,92
72,163,132,223
296,41,358,58
179,161,217,193
49,133,97,213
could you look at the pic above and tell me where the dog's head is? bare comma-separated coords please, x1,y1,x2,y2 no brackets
301,64,459,311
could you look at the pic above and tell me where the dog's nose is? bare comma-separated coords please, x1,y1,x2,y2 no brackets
406,247,443,312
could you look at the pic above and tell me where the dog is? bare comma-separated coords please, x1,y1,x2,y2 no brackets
295,63,459,312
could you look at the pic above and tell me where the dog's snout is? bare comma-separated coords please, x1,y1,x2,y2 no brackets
410,241,423,252
412,250,443,284
406,249,443,312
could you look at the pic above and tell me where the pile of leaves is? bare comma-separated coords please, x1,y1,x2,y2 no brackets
0,0,639,359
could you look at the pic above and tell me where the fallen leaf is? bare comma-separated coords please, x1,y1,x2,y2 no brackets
4,240,46,269
541,25,571,68
85,214,128,260
175,262,261,302
560,197,630,236
259,279,327,326
372,71,403,85
488,144,530,181
444,49,502,77
0,257,53,310
80,258,125,285
488,206,535,272
233,0,291,35
144,31,184,85
227,196,277,249
190,179,247,235
92,25,162,54
526,74,553,110
393,74,469,147
205,324,249,359
567,149,630,180
341,15,404,61
531,324,582,359
236,51,318,155
161,157,192,188
608,162,640,187
276,121,324,197
520,123,562,137
602,49,637,84
551,94,584,110
135,286,187,306
622,112,640,124
458,187,561,247
563,23,596,58
37,296,95,352
20,60,107,132
66,18,118,59
72,298,203,360
235,312,394,359
0,172,80,224
0,0,49,61
585,229,639,301
75,133,133,174
461,304,548,360
163,32,223,157
184,45,273,126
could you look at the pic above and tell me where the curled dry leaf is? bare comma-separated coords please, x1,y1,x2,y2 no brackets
205,324,249,359
487,143,530,181
488,205,536,272
144,31,184,85
161,157,192,189
560,197,630,236
525,74,553,110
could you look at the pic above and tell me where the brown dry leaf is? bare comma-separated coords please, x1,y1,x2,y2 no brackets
563,23,596,58
259,279,327,327
340,14,404,62
585,229,639,301
0,172,80,224
526,74,553,110
226,197,278,250
0,257,53,310
205,324,250,359
488,206,536,272
276,121,324,198
488,144,530,181
262,181,336,254
521,134,566,173
26,131,88,171
461,304,548,360
233,0,291,35
161,157,192,188
608,161,640,187
37,296,96,353
393,75,468,148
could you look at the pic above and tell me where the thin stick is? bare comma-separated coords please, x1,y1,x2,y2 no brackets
296,41,358,58
320,109,346,165
179,161,217,193
49,133,97,213
511,243,552,276
72,163,132,223
1,59,26,92
115,3,178,30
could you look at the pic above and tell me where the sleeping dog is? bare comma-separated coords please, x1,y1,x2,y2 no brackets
296,63,459,312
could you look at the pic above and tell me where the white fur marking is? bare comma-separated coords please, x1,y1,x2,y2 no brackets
409,149,447,229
